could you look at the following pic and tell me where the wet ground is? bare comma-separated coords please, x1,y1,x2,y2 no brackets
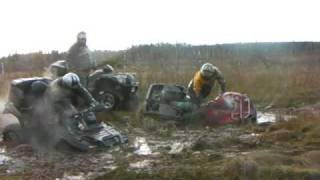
0,126,261,179
0,107,317,180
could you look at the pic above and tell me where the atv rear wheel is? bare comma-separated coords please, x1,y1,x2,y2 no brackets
3,123,24,146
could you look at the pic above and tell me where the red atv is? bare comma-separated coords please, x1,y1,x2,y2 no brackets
144,84,256,125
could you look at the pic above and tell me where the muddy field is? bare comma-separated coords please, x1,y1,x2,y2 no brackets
0,104,319,180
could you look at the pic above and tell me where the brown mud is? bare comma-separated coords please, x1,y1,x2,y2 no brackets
0,104,319,180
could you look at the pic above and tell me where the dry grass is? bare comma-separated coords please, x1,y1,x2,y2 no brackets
125,56,320,108
262,113,320,146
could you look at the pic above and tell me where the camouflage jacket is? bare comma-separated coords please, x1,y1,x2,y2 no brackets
46,78,96,109
67,42,96,71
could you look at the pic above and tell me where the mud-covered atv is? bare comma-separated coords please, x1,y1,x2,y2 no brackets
2,77,128,152
87,70,139,111
144,83,257,125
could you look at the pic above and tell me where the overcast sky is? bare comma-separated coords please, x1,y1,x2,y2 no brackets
0,0,319,57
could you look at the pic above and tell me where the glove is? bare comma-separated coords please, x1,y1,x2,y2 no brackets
90,102,105,112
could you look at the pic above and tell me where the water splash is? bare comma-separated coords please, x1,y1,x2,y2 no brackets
257,112,296,124
134,137,152,155
257,112,276,124
130,160,153,169
57,172,85,180
168,142,189,154
0,148,10,166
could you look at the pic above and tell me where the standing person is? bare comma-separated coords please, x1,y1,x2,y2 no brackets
67,31,96,86
187,63,227,105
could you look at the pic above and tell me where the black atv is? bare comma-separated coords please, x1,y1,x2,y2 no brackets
87,70,139,111
2,77,128,151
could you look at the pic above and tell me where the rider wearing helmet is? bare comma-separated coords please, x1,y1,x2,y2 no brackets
47,72,99,112
67,31,96,86
48,60,69,79
187,63,226,105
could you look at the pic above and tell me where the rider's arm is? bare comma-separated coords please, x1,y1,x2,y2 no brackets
215,68,226,94
74,84,97,105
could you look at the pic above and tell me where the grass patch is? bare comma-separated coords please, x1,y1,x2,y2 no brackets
262,113,320,147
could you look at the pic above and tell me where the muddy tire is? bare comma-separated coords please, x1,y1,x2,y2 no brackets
97,91,119,110
3,123,24,145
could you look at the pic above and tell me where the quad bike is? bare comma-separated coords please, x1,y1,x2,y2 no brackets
87,69,139,111
144,83,257,125
2,77,128,151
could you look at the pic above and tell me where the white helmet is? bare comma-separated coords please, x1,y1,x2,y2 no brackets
200,63,216,78
62,72,80,89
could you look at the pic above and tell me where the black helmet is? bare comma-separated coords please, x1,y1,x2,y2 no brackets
103,64,114,73
49,60,69,78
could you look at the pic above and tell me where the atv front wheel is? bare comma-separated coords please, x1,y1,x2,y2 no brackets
97,91,119,110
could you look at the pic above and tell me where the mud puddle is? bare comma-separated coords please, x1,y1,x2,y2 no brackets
0,125,263,179
0,108,300,179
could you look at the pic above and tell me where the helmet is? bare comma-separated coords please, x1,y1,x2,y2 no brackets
77,31,86,40
49,60,69,78
31,81,48,96
200,63,216,78
62,72,80,89
103,64,114,73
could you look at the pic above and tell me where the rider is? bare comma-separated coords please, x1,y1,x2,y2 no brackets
46,72,99,113
48,60,69,79
67,31,96,87
48,60,109,110
187,63,226,106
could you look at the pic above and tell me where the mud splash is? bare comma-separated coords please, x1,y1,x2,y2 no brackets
0,148,10,166
134,137,152,155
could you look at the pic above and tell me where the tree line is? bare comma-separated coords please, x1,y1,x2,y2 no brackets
1,42,320,73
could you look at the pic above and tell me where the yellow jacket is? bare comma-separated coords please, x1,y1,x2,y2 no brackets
189,69,226,98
